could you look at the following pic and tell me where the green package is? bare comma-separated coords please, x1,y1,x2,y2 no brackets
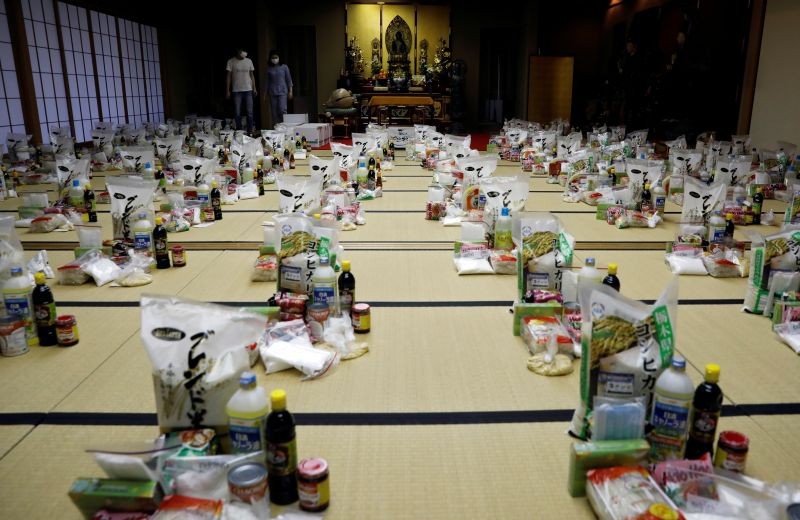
567,439,650,497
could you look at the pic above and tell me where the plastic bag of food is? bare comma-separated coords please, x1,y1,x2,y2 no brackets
79,250,121,286
173,154,215,185
513,212,575,296
480,175,529,227
26,250,54,284
625,129,649,147
155,136,183,165
731,134,751,154
118,146,156,174
351,133,378,156
6,133,32,161
587,466,684,520
141,294,266,430
490,250,516,275
55,156,90,192
56,249,97,285
531,130,557,154
556,132,582,159
107,177,158,241
113,252,154,287
702,250,744,278
616,209,661,229
521,315,574,356
331,142,357,171
570,277,678,440
151,495,222,520
261,130,284,152
774,321,800,354
453,240,494,275
624,158,664,201
309,154,337,187
669,148,703,177
681,177,727,225
743,227,800,314
252,254,277,282
259,319,338,379
714,156,752,187
277,175,322,215
29,214,69,233
666,252,708,275
457,156,499,185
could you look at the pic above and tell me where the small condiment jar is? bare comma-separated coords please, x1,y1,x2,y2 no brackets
55,315,79,347
171,245,186,267
714,430,749,473
228,462,268,503
351,303,371,334
297,457,330,512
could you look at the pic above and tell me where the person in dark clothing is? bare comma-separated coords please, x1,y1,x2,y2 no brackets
618,39,648,128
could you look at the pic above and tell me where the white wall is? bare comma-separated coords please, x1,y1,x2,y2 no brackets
750,0,800,149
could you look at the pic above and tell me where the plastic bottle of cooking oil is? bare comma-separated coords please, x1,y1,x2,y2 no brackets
649,355,694,462
227,371,269,455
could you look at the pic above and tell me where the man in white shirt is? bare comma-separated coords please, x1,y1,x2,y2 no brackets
226,48,257,133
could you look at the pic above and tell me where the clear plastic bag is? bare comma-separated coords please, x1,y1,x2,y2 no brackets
259,319,339,379
81,250,122,286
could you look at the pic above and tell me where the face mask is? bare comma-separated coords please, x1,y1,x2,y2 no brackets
271,58,279,64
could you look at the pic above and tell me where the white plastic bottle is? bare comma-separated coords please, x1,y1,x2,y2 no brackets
312,256,337,314
143,162,156,180
133,213,154,256
197,181,210,207
653,182,666,214
242,162,254,184
707,211,726,243
226,371,269,454
3,266,37,346
69,179,84,208
578,257,602,286
493,207,513,251
649,355,695,462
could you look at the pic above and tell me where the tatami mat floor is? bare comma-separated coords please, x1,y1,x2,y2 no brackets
0,154,798,519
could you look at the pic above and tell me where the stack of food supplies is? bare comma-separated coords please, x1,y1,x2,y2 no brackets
426,155,500,225
665,217,747,278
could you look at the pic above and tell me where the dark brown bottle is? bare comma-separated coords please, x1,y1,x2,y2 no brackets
153,218,170,269
266,389,298,505
84,184,97,223
602,263,620,291
685,364,723,460
211,181,222,220
32,272,57,346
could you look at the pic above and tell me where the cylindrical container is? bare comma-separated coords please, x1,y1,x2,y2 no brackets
352,303,371,334
0,316,29,356
307,303,330,342
297,457,330,512
171,246,186,267
714,431,749,473
55,315,79,347
228,462,268,503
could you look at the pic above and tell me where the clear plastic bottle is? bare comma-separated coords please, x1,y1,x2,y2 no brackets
707,211,726,243
4,267,37,346
653,182,666,214
143,162,156,180
197,181,210,207
493,207,513,251
69,179,84,208
312,257,337,314
133,213,154,256
227,371,269,455
578,257,602,287
242,162,254,184
649,355,695,462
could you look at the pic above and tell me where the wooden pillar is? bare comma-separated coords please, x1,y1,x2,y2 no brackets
737,0,767,134
5,0,41,143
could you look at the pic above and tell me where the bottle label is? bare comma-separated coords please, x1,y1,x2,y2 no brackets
230,415,266,453
34,302,56,327
5,294,31,319
299,479,329,509
267,438,297,476
651,395,691,438
212,197,221,210
134,233,152,251
712,227,725,242
339,290,354,312
312,286,335,306
155,238,168,254
689,409,720,444
198,193,209,203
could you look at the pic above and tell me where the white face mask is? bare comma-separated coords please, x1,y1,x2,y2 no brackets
271,58,279,64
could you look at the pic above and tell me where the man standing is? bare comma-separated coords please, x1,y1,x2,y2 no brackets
226,48,257,133
265,50,293,126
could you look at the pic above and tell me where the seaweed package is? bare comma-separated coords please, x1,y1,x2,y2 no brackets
119,146,156,174
107,177,158,241
570,277,678,440
681,177,727,225
625,158,665,201
513,212,575,299
156,136,183,165
140,294,266,431
277,175,323,215
308,154,337,187
556,132,582,159
714,155,752,187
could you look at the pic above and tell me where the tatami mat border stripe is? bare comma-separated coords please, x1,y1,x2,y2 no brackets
2,404,799,427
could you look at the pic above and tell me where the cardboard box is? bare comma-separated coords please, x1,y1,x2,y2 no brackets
296,123,331,148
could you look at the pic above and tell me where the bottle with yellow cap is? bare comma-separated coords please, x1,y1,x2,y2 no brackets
602,263,620,292
211,180,222,220
32,272,57,346
338,260,355,317
266,389,298,505
153,217,170,269
685,364,723,460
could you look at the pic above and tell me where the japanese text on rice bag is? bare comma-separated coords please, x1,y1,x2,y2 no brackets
744,226,800,315
140,295,266,431
513,212,575,299
107,177,158,241
570,278,678,440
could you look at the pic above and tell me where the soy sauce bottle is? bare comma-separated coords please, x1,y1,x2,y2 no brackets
32,272,57,346
211,181,222,220
685,364,723,460
153,217,170,269
256,168,265,196
602,263,621,292
266,389,298,505
84,183,97,223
